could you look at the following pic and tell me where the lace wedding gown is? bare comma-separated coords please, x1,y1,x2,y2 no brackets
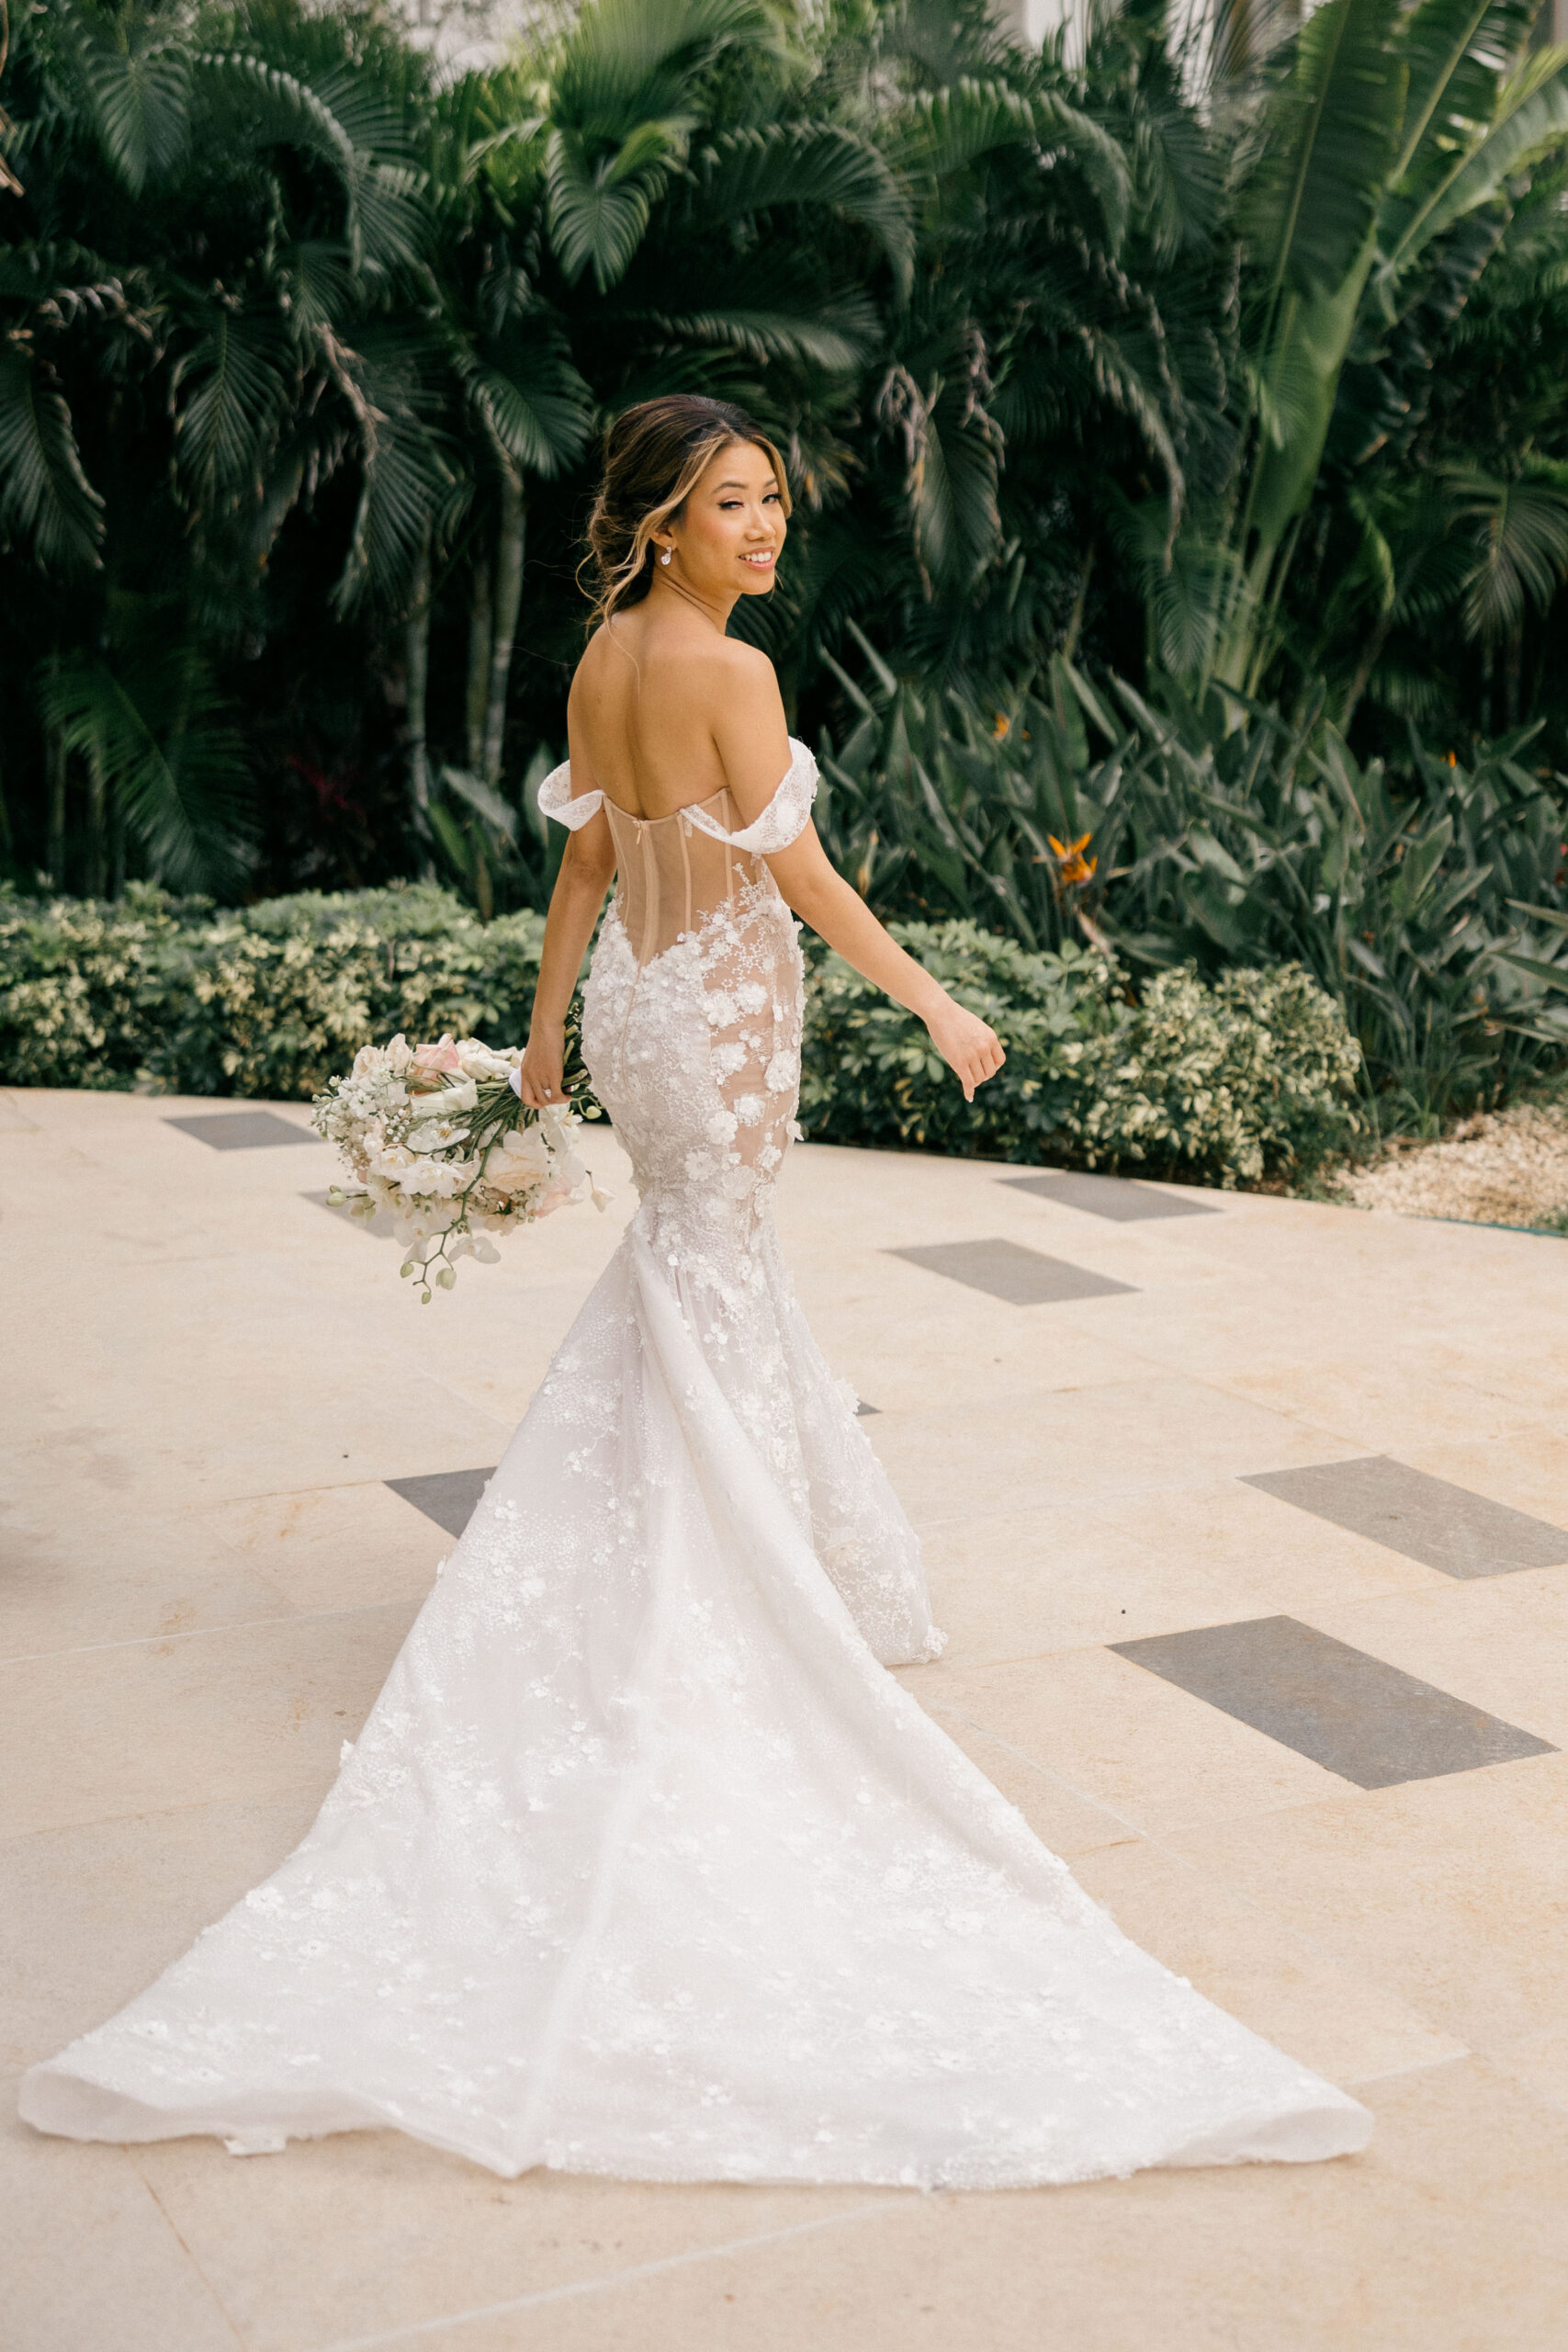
21,742,1371,2185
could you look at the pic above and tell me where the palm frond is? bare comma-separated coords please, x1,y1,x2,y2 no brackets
467,326,595,476
169,305,296,502
1448,466,1568,638
894,81,1130,247
1386,52,1568,281
0,345,104,572
548,0,778,143
37,648,254,891
1393,0,1539,186
197,52,430,276
68,8,192,194
1241,0,1405,300
546,120,689,289
330,326,459,615
691,126,914,290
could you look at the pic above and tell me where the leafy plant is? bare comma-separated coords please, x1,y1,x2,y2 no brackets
802,920,1362,1183
812,643,1568,1125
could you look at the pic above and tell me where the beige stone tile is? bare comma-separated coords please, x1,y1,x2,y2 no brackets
1300,1571,1568,1748
921,1476,1444,1663
3,1151,243,1274
1067,1283,1366,1387
1485,2021,1568,2119
0,1087,42,1131
203,1483,446,1615
0,1487,298,1660
0,1792,319,2070
4,1252,518,1506
0,1605,413,1838
1394,1434,1568,1533
1208,1353,1558,1454
1069,1840,1466,2089
778,1233,1179,1419
904,1647,1348,1840
920,1505,1172,1663
385,2061,1568,2352
1160,1752,1568,2049
921,1709,1139,1860
1101,1472,1452,1604
129,2132,881,2352
787,1297,1156,1414
870,1375,1355,1535
6,1095,1566,2352
62,1098,328,1176
2,2082,241,2352
4,1085,183,1128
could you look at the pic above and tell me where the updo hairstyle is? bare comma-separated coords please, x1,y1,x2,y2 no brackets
581,394,791,629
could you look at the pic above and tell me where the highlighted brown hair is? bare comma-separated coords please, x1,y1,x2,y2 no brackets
581,395,790,629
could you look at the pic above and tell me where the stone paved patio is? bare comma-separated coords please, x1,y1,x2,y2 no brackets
4,1084,1567,2351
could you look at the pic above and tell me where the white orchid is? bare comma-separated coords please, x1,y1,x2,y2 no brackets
484,1125,554,1195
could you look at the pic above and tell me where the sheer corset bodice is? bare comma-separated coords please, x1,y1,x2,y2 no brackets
537,737,820,970
604,787,768,968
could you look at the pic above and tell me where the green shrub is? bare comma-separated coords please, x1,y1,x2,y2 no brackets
801,922,1361,1186
0,883,547,1099
0,889,1360,1187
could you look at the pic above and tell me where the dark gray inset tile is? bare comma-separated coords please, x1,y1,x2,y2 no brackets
1112,1615,1555,1791
165,1110,319,1150
1244,1455,1568,1579
887,1238,1137,1306
1001,1170,1222,1222
385,1468,496,1538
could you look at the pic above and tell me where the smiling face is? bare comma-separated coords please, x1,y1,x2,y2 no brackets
657,439,786,601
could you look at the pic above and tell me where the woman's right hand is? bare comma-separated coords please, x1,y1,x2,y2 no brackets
926,997,1005,1102
516,1023,566,1110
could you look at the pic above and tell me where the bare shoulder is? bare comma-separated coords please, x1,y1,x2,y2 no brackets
711,635,778,685
698,634,784,718
571,624,620,692
705,638,791,814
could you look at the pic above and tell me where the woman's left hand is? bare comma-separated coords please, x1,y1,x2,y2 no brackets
925,999,1005,1102
516,1023,565,1109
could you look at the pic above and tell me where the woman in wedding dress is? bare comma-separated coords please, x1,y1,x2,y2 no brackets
21,396,1370,2185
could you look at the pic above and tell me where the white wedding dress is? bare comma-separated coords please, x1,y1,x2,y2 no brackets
21,742,1371,2185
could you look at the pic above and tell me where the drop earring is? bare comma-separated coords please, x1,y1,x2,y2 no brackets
659,548,672,566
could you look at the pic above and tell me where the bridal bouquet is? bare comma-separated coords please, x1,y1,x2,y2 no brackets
310,1034,605,1301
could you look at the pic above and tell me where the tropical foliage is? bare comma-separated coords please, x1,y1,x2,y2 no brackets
813,644,1568,1125
3,0,1568,1140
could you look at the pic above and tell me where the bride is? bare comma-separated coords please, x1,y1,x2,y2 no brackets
21,396,1370,2185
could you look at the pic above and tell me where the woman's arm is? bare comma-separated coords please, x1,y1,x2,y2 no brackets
766,828,1004,1101
516,817,616,1108
711,657,1004,1101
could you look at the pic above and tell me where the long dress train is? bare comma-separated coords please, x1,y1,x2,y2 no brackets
19,743,1371,2185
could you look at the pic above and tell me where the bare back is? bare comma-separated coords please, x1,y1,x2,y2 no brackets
566,605,791,823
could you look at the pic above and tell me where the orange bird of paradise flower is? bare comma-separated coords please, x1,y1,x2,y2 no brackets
1048,831,1098,888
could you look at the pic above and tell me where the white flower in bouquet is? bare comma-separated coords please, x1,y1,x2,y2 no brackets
310,1032,605,1301
484,1124,553,1194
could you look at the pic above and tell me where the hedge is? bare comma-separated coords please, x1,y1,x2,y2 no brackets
0,887,1361,1185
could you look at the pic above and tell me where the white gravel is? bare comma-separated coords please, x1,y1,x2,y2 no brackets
1336,1098,1568,1232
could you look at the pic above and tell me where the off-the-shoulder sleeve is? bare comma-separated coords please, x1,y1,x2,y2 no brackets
536,761,604,831
683,739,818,854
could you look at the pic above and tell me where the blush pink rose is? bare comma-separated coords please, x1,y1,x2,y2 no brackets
407,1035,464,1091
